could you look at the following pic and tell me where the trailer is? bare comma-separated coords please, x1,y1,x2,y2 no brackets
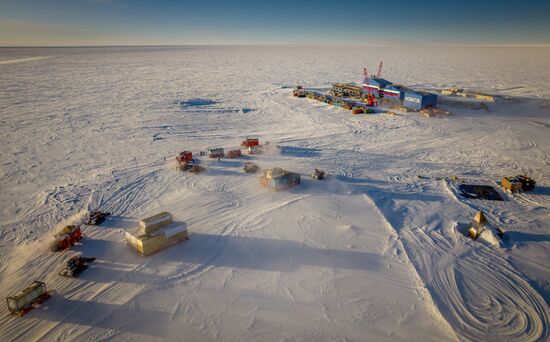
226,149,242,158
6,281,50,316
208,147,225,158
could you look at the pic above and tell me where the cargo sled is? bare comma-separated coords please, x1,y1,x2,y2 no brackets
6,281,50,316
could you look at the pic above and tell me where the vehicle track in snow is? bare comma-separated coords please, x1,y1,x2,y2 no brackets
365,180,550,342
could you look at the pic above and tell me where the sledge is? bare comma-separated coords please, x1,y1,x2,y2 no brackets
6,281,50,316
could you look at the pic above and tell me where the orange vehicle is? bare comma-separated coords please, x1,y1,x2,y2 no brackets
241,137,259,147
51,225,82,251
176,151,193,163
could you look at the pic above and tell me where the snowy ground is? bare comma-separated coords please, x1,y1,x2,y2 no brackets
0,46,549,341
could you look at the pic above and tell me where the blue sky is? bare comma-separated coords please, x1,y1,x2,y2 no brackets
1,0,549,46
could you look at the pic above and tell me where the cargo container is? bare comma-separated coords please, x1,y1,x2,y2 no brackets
140,212,173,234
382,85,408,101
403,91,438,111
6,281,50,316
260,168,300,191
126,212,188,256
363,77,392,98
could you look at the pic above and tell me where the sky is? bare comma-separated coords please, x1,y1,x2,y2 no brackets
1,0,549,46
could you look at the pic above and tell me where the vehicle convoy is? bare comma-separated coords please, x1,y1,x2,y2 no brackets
59,256,96,277
51,225,82,251
6,281,50,316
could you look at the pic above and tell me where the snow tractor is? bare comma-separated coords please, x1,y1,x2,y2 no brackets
59,256,96,277
176,151,193,164
51,225,82,252
311,168,325,180
6,281,50,316
85,211,110,226
175,151,201,171
241,137,260,148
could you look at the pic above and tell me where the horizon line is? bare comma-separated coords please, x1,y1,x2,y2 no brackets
2,43,550,49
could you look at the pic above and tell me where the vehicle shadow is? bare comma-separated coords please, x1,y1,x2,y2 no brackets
26,295,177,338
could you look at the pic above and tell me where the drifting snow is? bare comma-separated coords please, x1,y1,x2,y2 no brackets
0,46,549,341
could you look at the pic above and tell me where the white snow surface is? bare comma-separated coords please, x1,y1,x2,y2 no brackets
0,46,549,341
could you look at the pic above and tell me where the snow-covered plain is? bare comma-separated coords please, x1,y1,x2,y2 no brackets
0,46,549,341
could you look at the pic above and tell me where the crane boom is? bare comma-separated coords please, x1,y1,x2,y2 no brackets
376,61,383,78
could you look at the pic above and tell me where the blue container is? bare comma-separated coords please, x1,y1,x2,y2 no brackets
362,77,392,98
383,85,407,101
403,91,438,110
